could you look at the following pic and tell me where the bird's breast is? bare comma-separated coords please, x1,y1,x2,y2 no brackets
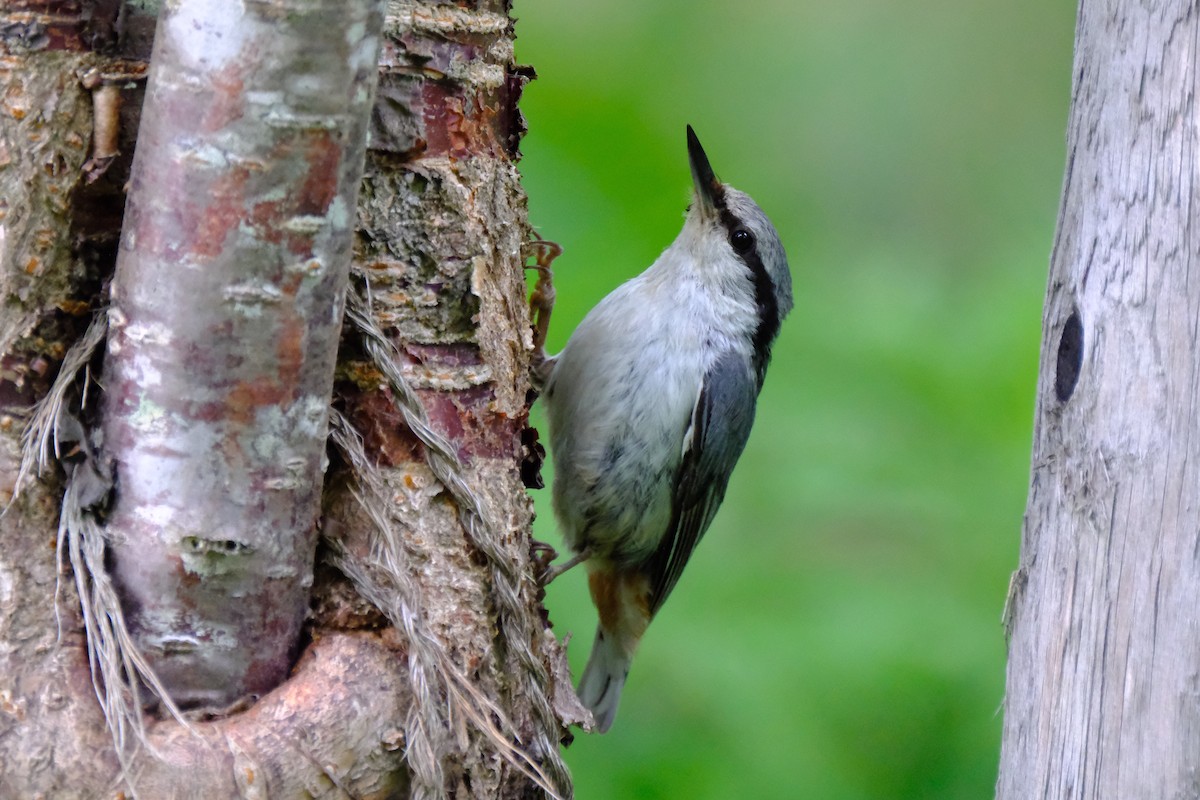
545,271,750,564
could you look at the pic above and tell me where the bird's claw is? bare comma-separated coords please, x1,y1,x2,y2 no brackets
523,237,562,392
533,542,592,586
531,539,560,584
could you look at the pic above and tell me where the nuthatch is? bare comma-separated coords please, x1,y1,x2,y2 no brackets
537,126,792,732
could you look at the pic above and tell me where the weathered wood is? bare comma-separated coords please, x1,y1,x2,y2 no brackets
997,2,1200,797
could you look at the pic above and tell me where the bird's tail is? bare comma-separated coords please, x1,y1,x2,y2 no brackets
577,627,632,733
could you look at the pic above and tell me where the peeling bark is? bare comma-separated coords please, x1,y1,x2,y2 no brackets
1,0,577,796
997,1,1200,797
333,1,579,792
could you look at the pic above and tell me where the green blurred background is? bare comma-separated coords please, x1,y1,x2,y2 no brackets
513,2,1075,797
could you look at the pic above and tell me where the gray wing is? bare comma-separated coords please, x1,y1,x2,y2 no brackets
646,351,759,615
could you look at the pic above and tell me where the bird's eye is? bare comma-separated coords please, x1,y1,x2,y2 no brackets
730,228,754,254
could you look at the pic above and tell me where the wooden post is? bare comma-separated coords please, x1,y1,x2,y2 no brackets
997,1,1200,797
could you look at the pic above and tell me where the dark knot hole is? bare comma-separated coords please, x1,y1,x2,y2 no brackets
1055,310,1083,403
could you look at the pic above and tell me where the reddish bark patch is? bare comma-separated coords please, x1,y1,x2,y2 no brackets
403,341,484,368
274,313,306,377
0,2,86,52
339,366,524,468
369,27,530,161
200,63,247,134
191,167,251,260
341,388,423,465
247,198,285,242
295,130,342,217
226,377,291,424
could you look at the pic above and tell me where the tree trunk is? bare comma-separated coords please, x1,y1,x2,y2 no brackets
102,0,384,713
0,1,577,797
997,1,1200,797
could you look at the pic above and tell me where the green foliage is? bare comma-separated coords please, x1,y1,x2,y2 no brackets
514,1,1075,796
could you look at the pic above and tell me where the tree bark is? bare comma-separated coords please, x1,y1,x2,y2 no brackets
997,1,1200,797
0,1,158,792
101,0,384,711
0,1,577,797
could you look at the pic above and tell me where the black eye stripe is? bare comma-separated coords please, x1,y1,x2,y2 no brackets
717,208,779,384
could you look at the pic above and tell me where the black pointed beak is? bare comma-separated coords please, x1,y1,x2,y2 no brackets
687,125,723,217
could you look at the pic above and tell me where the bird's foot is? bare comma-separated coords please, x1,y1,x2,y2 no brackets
523,237,562,393
531,538,559,576
534,543,592,586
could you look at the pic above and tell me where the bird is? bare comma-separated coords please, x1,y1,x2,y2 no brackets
536,125,793,732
